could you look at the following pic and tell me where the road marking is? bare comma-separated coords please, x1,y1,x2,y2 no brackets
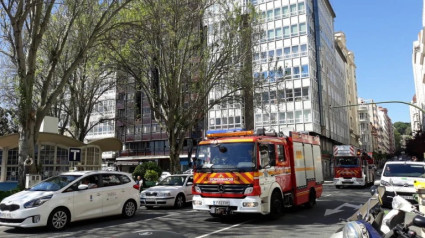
324,203,362,216
195,220,253,238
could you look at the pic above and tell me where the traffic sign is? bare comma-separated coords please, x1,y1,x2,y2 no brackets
69,148,81,162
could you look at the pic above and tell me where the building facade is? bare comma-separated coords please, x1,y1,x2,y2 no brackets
357,98,373,153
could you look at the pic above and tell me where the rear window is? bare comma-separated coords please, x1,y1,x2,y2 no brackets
383,164,425,177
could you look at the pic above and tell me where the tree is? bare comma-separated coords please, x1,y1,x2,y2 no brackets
393,122,411,136
0,107,18,136
0,0,133,188
51,53,116,142
109,0,256,173
405,131,425,160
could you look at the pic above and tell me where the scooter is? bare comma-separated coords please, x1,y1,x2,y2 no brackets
331,185,425,238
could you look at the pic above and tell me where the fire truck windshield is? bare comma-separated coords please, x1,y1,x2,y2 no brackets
195,142,256,172
335,157,360,167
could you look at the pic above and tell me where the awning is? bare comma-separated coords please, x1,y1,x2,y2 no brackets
116,161,139,166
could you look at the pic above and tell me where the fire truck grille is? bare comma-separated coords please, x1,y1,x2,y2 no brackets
198,184,250,194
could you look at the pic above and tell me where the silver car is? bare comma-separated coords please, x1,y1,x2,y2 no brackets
140,174,193,209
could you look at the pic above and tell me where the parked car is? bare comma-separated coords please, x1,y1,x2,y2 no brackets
377,161,425,207
0,171,140,230
140,174,193,209
159,171,171,182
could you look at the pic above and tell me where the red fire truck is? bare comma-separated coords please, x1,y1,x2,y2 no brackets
333,145,375,188
191,129,324,218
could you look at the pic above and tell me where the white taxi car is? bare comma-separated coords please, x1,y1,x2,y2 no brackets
0,171,140,230
140,174,193,209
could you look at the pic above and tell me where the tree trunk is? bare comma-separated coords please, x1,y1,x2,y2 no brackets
17,113,36,189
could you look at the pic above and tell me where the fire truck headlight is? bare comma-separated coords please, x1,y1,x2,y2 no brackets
195,186,201,193
244,187,253,195
242,202,258,207
193,200,202,206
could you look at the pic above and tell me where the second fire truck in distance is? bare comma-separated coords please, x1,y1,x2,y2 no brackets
333,145,375,188
191,129,324,218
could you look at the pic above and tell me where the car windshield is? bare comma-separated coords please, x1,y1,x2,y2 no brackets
29,175,82,191
335,157,360,167
195,142,256,172
158,176,186,186
383,164,425,177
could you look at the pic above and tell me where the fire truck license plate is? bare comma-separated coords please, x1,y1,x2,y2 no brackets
213,200,230,206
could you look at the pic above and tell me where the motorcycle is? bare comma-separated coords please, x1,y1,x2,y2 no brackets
331,185,425,238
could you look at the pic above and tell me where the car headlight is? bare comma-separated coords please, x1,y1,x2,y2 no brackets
24,194,53,208
342,221,368,238
140,192,146,198
194,186,201,193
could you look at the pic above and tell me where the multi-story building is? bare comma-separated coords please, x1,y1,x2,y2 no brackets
377,107,395,155
411,0,425,135
335,32,360,148
358,98,373,153
209,0,348,159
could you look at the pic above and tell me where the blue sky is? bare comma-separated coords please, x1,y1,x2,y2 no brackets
330,0,423,123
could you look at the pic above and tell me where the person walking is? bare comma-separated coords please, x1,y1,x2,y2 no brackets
136,175,143,191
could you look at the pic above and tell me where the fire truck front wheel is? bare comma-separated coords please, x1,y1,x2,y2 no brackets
267,190,283,220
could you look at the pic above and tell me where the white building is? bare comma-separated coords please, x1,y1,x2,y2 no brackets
207,0,349,163
411,0,425,135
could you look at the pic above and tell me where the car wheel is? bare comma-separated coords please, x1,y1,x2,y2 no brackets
267,191,283,220
174,194,185,209
122,200,137,218
47,208,69,231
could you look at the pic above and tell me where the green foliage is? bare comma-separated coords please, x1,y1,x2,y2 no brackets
144,170,159,182
0,188,20,201
0,107,18,136
393,122,411,135
132,162,162,181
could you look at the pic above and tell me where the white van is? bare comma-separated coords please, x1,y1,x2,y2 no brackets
0,171,140,230
378,161,425,207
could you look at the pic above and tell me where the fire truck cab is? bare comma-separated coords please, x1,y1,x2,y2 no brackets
191,129,323,218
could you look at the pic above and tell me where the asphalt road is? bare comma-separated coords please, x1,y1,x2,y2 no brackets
0,184,372,238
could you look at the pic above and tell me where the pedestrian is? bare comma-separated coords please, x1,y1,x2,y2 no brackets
136,175,143,191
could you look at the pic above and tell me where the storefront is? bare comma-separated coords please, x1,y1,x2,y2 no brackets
0,133,122,182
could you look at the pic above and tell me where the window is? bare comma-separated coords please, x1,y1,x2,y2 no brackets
102,174,122,186
279,112,286,123
269,70,275,82
263,114,270,123
267,10,273,21
282,6,289,17
302,87,309,100
290,4,297,15
276,48,283,59
283,26,290,38
216,118,221,125
268,50,274,60
299,23,306,34
254,53,260,61
304,109,311,122
262,92,269,103
277,145,286,162
295,111,303,123
284,47,291,58
287,112,294,123
255,114,262,124
274,8,281,19
286,89,293,101
275,28,282,38
291,24,298,36
268,29,275,40
298,2,305,13
261,51,267,62
292,45,299,57
293,66,300,78
294,88,302,100
301,44,307,56
301,64,309,77
285,67,292,78
270,113,277,123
